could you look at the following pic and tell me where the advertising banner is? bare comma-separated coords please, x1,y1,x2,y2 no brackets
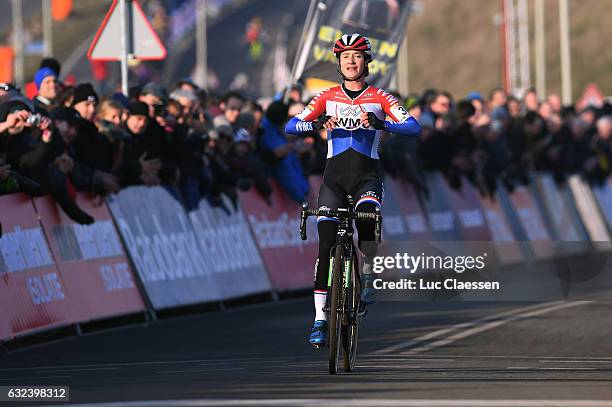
421,172,462,241
441,177,491,241
189,194,271,300
34,194,145,322
0,194,73,340
567,175,612,247
479,193,524,265
301,0,414,90
532,174,590,256
592,177,612,235
379,178,410,240
384,177,431,241
108,186,222,309
504,185,554,259
240,180,317,291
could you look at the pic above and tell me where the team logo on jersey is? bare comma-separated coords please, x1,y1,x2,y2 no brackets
336,105,363,131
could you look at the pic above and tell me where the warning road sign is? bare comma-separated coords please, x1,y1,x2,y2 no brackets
87,0,166,61
577,83,605,112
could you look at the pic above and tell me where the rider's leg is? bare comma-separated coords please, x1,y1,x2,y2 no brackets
354,189,383,304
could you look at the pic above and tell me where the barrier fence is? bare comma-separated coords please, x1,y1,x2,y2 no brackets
2,171,612,343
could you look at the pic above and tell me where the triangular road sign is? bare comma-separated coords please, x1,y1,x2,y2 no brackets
88,0,166,61
577,83,605,111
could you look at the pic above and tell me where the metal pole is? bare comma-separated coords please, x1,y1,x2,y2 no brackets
534,0,546,97
42,0,53,57
196,0,208,89
293,1,326,87
396,20,409,96
11,0,24,89
119,0,129,96
517,0,530,94
288,0,317,86
559,0,572,105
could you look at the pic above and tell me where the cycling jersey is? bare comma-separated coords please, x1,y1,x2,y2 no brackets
285,85,421,159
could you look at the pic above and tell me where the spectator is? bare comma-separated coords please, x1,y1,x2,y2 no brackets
523,88,539,113
260,101,309,202
33,67,58,114
214,91,244,129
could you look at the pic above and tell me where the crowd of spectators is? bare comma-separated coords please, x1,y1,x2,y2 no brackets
383,86,612,196
1,57,611,224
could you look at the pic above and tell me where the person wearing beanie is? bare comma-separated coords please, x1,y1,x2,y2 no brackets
72,83,99,122
33,67,58,114
120,101,169,186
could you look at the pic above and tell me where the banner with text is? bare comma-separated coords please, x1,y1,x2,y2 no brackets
301,0,413,90
34,194,145,322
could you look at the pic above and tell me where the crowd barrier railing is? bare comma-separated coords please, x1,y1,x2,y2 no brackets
2,171,612,344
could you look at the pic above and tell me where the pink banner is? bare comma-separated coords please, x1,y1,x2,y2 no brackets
239,179,318,291
34,194,145,322
0,194,73,341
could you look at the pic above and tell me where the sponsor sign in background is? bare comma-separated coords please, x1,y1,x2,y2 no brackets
502,185,555,259
302,0,414,89
380,178,411,240
532,174,590,255
0,194,73,341
34,194,145,322
422,173,462,241
478,193,524,265
567,175,612,247
189,195,271,299
385,177,431,240
441,177,491,241
108,186,222,309
592,177,612,235
240,180,317,291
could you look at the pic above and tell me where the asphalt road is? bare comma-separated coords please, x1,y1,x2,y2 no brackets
1,291,612,406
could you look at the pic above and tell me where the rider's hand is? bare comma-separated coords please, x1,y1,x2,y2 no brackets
314,115,337,131
360,112,385,130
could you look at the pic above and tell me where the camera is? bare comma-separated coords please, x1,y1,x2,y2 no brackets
26,113,43,127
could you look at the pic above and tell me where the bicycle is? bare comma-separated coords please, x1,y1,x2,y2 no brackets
300,196,382,374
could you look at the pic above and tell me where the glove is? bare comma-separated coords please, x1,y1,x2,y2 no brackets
313,115,333,131
367,112,386,130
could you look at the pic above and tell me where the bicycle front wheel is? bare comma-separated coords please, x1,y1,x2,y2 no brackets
343,250,361,372
328,245,344,375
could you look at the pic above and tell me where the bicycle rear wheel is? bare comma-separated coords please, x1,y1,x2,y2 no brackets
342,250,361,372
328,245,344,375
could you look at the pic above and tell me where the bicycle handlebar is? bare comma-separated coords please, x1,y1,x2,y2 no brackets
299,202,382,242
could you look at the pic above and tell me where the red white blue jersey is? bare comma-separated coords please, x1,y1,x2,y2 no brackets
285,85,421,159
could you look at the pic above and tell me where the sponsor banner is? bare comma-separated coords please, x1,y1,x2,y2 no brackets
567,175,612,247
34,194,145,322
504,185,554,259
108,186,222,309
0,194,73,341
478,193,524,265
532,174,590,255
441,177,491,241
421,172,462,241
379,178,410,240
592,177,612,235
240,179,318,291
384,177,431,240
188,194,271,299
301,0,414,89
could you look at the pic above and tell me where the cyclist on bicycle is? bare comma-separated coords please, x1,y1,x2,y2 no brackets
285,33,421,346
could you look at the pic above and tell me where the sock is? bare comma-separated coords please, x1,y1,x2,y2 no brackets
314,290,327,322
